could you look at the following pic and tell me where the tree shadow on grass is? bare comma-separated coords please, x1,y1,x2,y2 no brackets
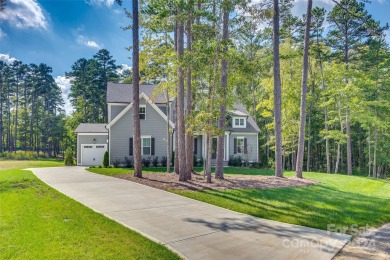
183,184,390,233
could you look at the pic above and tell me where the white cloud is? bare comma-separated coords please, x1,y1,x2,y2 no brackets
87,0,115,7
55,76,74,115
0,0,47,29
0,53,18,64
85,40,101,49
77,35,102,49
117,64,131,75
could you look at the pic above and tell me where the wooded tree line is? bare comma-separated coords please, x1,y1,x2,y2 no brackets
67,49,121,124
117,0,389,179
0,61,65,156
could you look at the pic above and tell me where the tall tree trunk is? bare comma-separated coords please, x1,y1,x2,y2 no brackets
205,134,212,183
216,8,229,180
14,80,19,151
273,0,283,177
0,99,3,152
346,108,352,175
367,128,371,177
306,106,311,172
166,90,171,173
295,0,312,178
132,0,142,178
174,100,179,174
177,19,187,181
335,99,343,174
325,106,330,173
335,142,341,174
185,18,193,180
373,124,377,178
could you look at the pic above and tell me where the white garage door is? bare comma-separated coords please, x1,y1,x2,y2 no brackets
81,144,107,166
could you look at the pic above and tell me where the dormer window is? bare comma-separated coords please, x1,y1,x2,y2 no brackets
233,117,246,128
139,105,146,120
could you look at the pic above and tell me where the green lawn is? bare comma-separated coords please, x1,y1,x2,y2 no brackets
88,166,390,234
0,160,179,259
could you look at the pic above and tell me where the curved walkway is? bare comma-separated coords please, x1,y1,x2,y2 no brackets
30,166,350,260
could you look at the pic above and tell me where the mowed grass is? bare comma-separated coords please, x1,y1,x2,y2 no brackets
175,170,390,233
0,161,179,259
0,159,64,170
89,166,390,234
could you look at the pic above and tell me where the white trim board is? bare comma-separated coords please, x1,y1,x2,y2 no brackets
230,132,258,136
77,133,108,136
106,92,175,129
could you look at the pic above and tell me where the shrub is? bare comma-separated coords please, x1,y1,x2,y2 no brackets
0,151,39,160
228,156,242,167
160,156,167,167
193,157,203,167
64,148,75,166
228,156,234,166
251,162,261,168
113,158,121,168
193,155,197,167
103,151,109,168
152,156,159,167
142,157,151,167
124,157,134,168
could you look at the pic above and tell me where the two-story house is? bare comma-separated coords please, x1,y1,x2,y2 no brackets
75,82,260,166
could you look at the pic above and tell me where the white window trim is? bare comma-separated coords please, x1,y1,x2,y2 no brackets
233,117,246,128
141,135,151,155
236,136,245,154
140,105,146,120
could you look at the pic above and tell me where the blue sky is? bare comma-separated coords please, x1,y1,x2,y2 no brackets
0,0,389,113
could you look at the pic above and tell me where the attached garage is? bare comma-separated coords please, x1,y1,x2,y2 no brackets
75,123,108,166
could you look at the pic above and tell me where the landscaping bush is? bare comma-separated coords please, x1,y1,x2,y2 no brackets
64,148,75,166
160,156,167,167
124,157,134,168
195,157,204,167
113,158,121,168
251,162,261,168
142,157,151,167
228,156,234,166
152,156,159,167
103,151,109,168
228,156,242,167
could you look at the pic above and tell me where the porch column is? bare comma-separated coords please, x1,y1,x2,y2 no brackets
225,132,229,161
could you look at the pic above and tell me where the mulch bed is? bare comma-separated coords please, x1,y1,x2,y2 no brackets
115,172,318,191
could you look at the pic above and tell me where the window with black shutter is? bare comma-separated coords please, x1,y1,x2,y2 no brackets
129,138,133,156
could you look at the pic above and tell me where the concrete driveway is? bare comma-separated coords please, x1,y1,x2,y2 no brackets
30,166,350,260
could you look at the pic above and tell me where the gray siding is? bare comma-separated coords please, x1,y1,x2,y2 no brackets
111,105,127,121
77,134,108,165
110,99,170,164
228,133,258,162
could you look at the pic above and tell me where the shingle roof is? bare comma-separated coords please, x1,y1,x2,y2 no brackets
75,123,108,133
106,82,260,133
227,103,260,133
107,82,167,103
